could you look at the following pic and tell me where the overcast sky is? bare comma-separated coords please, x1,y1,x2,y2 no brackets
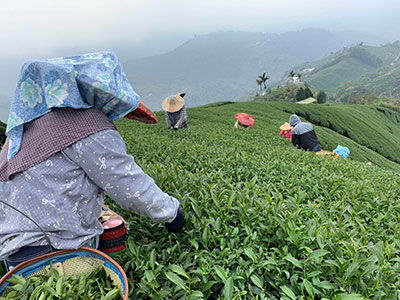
1,0,399,121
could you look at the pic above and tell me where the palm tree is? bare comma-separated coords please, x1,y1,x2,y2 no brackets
256,79,263,91
258,72,270,90
296,73,302,83
263,75,270,90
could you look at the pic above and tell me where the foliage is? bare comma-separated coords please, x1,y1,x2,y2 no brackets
0,121,6,146
257,73,270,91
340,65,400,100
347,46,383,68
372,97,400,114
316,91,327,104
347,92,378,105
288,43,400,96
295,87,306,101
335,82,375,103
1,267,121,299
303,87,313,99
255,83,315,103
106,101,400,299
280,102,400,166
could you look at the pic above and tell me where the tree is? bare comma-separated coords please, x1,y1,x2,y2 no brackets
296,87,306,101
288,70,295,82
258,72,270,90
263,75,270,89
316,90,327,104
304,86,314,98
256,79,262,91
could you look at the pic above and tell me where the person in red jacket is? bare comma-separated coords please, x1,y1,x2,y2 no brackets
279,122,292,140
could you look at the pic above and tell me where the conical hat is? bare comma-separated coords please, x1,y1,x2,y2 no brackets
280,122,292,131
162,94,185,112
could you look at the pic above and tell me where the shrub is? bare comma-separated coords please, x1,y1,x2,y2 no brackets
108,102,400,299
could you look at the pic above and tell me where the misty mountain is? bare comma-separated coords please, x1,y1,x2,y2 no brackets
124,28,385,110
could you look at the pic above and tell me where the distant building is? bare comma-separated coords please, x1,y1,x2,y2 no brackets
292,75,300,84
296,97,317,104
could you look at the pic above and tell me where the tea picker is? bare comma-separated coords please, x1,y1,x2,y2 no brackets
234,113,255,128
279,122,292,140
162,93,189,130
0,52,185,273
289,114,322,152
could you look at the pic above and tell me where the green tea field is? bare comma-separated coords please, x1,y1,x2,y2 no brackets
108,101,400,299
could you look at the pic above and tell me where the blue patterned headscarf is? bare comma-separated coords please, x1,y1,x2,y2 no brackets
6,52,140,160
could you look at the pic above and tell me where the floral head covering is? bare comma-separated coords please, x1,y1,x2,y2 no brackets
6,51,139,159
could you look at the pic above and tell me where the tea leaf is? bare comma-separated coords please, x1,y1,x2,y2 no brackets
223,277,233,300
165,272,186,291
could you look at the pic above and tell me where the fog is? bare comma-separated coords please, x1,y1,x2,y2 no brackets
1,0,399,122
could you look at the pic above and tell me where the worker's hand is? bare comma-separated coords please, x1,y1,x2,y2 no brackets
166,207,185,233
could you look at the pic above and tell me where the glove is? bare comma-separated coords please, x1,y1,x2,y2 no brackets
166,207,185,233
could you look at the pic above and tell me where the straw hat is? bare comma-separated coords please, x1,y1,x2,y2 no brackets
280,122,292,131
162,94,185,112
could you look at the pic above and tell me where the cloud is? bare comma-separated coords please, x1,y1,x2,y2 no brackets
0,0,399,121
1,0,399,58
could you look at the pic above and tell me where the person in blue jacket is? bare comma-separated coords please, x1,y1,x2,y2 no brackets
289,114,321,152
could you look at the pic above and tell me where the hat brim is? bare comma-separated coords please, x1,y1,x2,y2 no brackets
162,95,185,112
124,100,158,124
235,113,255,126
280,122,292,131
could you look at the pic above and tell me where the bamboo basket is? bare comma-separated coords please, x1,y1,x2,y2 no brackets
315,150,339,159
0,247,129,299
0,200,129,299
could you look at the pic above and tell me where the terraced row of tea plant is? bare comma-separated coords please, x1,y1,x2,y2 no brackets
109,101,400,299
272,102,400,170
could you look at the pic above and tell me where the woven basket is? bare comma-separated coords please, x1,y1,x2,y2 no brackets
315,150,339,159
0,247,128,299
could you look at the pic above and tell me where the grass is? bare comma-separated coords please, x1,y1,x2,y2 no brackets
104,101,400,299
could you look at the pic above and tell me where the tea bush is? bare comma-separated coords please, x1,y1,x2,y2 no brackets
107,102,400,299
278,102,400,166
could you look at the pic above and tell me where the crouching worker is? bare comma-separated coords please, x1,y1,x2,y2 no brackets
289,114,321,152
0,52,185,270
234,120,249,128
279,122,292,140
162,93,189,130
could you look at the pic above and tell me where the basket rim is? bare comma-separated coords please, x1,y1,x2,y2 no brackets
0,246,128,300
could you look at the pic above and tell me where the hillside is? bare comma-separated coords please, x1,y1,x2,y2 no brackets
123,29,383,111
277,102,400,167
287,42,400,96
108,101,400,299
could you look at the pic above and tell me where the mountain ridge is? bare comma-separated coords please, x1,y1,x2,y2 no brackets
124,28,385,110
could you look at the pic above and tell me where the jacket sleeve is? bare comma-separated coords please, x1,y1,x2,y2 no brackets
175,106,188,128
62,129,180,223
292,134,301,148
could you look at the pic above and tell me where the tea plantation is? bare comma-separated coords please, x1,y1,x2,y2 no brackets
107,101,400,299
